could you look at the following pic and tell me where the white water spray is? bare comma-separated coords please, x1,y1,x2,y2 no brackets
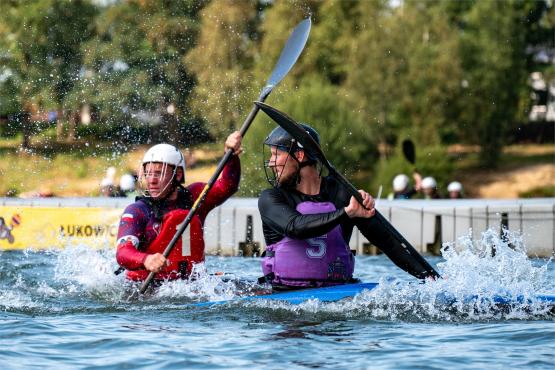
247,228,553,321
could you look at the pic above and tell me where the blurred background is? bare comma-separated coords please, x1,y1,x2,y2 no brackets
0,0,553,199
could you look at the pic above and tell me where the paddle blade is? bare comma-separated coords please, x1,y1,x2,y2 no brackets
255,101,327,164
265,18,311,89
402,139,416,165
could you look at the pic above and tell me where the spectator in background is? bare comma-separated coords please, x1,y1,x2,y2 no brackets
106,166,116,182
119,173,137,198
19,188,54,198
100,166,120,197
184,148,197,169
387,172,422,200
100,177,118,197
421,176,441,199
447,181,464,199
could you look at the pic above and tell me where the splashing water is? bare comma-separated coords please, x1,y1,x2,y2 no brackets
435,228,550,299
51,243,130,305
50,244,262,306
152,263,261,302
1,228,553,322
239,228,554,322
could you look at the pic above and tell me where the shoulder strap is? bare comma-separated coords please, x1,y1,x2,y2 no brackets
176,186,193,210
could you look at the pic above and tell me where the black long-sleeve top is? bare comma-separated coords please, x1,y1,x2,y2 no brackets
258,176,439,280
259,176,353,245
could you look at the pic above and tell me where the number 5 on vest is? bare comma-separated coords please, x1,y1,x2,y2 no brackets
306,237,327,258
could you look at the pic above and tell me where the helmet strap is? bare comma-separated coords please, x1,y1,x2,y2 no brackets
293,158,320,185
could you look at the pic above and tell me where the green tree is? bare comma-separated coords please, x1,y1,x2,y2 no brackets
455,0,536,166
306,0,365,85
72,0,204,146
0,0,97,146
345,1,463,153
185,0,259,140
343,1,405,156
0,14,19,123
392,1,463,146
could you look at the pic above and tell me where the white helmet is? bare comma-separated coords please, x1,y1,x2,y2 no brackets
140,144,186,198
106,166,116,180
393,174,410,192
421,176,437,189
100,177,113,187
447,181,462,192
142,143,186,183
119,173,136,192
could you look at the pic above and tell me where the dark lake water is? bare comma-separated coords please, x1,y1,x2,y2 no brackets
1,229,554,369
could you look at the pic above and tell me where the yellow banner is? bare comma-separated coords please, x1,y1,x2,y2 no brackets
0,206,121,250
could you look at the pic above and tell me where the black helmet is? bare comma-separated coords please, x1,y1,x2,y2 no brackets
263,124,320,161
262,124,320,188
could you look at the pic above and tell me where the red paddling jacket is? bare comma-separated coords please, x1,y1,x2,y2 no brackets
115,156,240,281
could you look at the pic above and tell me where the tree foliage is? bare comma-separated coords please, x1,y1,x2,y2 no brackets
0,0,97,143
455,0,540,166
0,0,552,180
69,0,205,145
185,0,259,140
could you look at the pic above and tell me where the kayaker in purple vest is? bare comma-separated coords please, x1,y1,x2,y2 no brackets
259,124,439,291
258,124,375,290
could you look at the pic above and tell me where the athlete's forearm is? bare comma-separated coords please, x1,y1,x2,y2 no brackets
218,154,241,193
204,155,241,207
259,191,348,240
283,209,347,239
116,240,147,270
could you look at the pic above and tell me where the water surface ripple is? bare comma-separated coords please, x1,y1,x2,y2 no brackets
1,229,554,369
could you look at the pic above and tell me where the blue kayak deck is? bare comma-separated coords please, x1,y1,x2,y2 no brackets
197,282,555,307
244,282,379,305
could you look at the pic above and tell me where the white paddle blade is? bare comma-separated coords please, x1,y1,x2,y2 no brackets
265,18,311,89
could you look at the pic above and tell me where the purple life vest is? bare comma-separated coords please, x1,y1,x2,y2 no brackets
261,201,354,287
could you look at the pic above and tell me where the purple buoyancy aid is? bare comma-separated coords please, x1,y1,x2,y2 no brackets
261,201,355,287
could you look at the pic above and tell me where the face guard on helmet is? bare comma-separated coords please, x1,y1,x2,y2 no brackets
262,124,320,188
138,143,186,199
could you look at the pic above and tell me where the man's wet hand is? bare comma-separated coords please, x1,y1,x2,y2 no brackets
344,190,376,219
225,131,243,155
144,253,167,273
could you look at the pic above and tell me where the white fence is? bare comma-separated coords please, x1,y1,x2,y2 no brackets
1,197,553,257
203,198,555,257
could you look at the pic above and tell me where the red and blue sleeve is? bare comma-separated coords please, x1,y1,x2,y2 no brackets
115,203,148,270
189,154,241,219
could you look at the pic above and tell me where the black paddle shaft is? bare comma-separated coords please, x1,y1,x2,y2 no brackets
255,101,440,279
138,19,312,294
